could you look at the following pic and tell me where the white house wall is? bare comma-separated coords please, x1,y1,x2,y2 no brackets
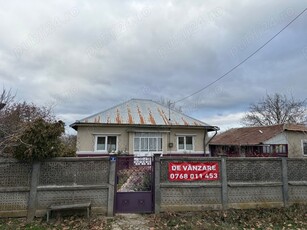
285,131,307,158
263,133,288,145
76,126,208,155
264,131,307,158
76,126,129,154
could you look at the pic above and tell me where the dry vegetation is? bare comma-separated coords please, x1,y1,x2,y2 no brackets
151,204,307,230
0,204,306,230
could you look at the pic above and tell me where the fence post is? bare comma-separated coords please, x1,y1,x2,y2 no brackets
221,156,228,210
107,156,116,216
281,157,289,207
154,154,161,214
27,161,41,222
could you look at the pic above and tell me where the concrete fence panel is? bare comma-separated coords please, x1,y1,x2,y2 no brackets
0,157,113,220
226,158,283,209
35,158,111,217
157,157,307,212
287,159,307,205
0,156,306,218
159,157,223,212
0,159,31,217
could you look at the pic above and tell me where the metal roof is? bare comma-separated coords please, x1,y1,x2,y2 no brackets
72,99,214,128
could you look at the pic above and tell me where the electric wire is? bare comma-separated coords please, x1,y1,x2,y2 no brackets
174,8,307,104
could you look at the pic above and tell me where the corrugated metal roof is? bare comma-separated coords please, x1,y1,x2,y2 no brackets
210,123,307,145
75,99,211,127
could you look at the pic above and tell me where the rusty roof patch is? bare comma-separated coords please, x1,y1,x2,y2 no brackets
148,108,156,125
106,114,111,123
181,117,189,126
127,105,134,124
94,116,101,123
115,109,122,124
76,99,213,127
137,105,145,124
157,107,169,125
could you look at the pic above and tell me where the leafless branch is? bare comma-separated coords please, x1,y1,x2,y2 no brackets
242,93,307,126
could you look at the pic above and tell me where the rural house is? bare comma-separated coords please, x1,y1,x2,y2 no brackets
70,99,219,157
209,124,307,158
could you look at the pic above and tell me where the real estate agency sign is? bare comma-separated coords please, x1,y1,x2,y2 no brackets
168,162,219,181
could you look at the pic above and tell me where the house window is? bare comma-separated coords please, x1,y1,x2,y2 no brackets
275,144,287,154
262,144,287,154
177,136,194,151
303,140,307,156
134,133,162,153
95,136,117,152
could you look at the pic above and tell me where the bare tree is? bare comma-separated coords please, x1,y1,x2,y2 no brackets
242,93,307,126
0,88,15,110
60,134,77,157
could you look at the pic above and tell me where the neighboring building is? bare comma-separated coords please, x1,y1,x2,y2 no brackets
209,124,307,158
70,99,219,157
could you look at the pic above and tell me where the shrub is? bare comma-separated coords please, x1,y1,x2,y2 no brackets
12,118,65,161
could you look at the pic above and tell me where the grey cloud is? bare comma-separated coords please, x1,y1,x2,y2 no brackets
0,0,306,133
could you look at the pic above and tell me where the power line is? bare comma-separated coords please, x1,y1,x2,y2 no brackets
174,8,307,104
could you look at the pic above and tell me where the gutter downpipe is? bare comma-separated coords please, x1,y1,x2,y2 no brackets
204,126,219,157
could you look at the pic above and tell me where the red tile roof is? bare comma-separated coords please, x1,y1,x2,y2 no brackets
210,124,307,145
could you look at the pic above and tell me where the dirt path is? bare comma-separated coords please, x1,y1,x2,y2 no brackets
110,214,153,230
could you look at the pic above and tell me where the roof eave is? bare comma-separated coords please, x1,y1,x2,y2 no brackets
70,122,219,130
210,142,261,146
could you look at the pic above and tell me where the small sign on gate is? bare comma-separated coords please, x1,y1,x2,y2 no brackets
110,156,116,161
168,162,219,181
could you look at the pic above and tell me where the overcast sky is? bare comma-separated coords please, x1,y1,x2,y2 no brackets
1,1,306,133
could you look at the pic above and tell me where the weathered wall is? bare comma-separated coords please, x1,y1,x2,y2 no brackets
286,132,307,158
155,157,307,212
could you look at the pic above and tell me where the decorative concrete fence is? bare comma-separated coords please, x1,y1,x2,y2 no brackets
0,157,115,220
154,156,307,213
0,156,306,220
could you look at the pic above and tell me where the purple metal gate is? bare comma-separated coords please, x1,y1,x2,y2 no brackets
115,156,154,213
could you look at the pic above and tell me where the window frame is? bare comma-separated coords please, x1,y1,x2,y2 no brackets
94,135,118,153
262,144,287,154
133,132,163,154
177,135,195,152
302,140,307,156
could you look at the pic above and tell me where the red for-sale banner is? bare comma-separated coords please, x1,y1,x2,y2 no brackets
168,162,219,181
